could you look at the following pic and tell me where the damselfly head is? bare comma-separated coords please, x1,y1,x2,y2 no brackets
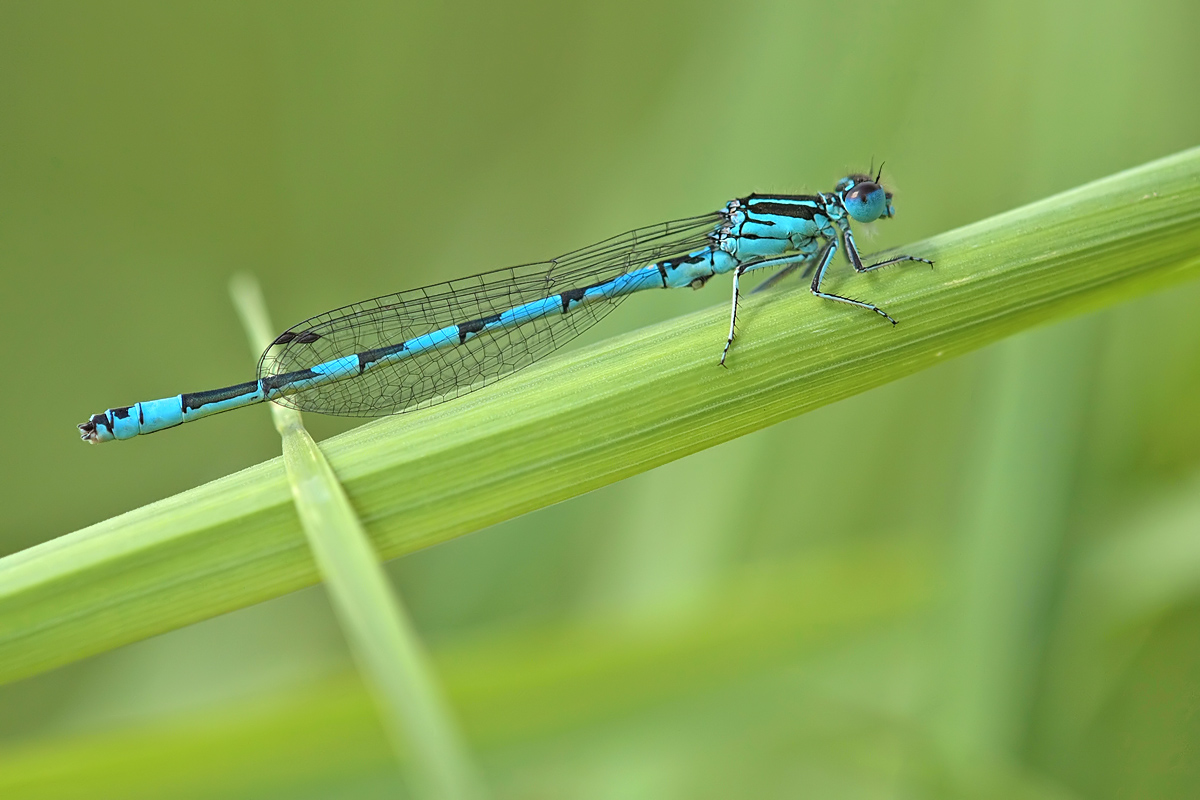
837,171,893,223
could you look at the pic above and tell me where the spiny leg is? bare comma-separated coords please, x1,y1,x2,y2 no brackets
842,224,934,273
720,266,744,367
811,236,897,324
720,252,813,365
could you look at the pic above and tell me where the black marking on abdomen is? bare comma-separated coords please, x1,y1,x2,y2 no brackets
259,370,317,395
112,406,132,419
457,313,503,344
661,252,707,272
183,380,263,411
357,342,406,373
560,287,587,313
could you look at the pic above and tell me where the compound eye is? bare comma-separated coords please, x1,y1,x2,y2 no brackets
845,181,881,203
844,181,886,222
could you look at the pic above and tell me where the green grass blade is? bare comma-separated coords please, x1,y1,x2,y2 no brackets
935,315,1101,767
228,276,485,800
2,146,1199,685
1037,469,1200,756
0,543,934,799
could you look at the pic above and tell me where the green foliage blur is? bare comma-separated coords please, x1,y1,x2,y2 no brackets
2,1,1199,797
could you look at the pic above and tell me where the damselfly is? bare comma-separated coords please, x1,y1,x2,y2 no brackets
79,171,930,443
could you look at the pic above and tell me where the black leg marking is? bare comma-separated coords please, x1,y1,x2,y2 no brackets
720,266,746,367
811,237,897,324
859,254,935,272
719,251,820,363
842,225,933,273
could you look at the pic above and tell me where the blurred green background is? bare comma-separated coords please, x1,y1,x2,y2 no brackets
2,1,1200,797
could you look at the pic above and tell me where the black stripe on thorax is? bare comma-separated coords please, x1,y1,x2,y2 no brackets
745,201,823,221
746,193,821,204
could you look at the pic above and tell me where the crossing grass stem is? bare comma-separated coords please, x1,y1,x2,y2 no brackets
228,276,486,800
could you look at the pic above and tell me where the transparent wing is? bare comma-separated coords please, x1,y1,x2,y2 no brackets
258,212,724,417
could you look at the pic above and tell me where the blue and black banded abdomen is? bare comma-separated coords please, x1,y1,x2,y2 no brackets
78,210,730,441
79,381,266,443
657,247,738,289
257,259,687,417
